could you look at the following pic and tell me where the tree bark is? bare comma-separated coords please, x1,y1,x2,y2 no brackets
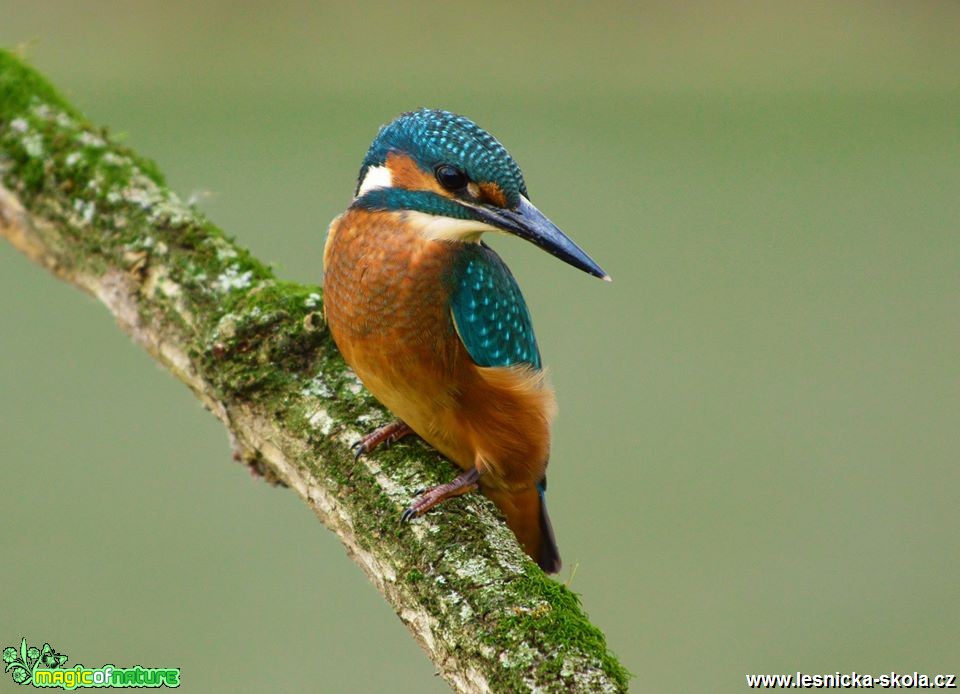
0,49,628,693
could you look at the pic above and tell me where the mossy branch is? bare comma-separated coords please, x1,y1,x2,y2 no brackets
0,50,628,693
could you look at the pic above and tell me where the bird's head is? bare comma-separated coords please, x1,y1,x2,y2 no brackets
352,109,609,280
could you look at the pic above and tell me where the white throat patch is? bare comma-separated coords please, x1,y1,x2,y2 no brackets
405,211,500,243
356,165,393,196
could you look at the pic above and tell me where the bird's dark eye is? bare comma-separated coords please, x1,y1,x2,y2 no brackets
435,164,468,191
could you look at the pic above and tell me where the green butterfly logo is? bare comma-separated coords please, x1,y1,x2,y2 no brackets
3,638,68,686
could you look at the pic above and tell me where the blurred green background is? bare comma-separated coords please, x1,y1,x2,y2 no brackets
2,1,958,691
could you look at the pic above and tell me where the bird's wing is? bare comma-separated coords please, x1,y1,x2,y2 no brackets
449,243,542,370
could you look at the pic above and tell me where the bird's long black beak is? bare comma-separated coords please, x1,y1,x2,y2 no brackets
472,196,610,281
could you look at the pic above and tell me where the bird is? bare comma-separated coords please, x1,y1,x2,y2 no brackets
322,109,608,573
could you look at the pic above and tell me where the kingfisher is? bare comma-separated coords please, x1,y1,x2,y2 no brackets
323,109,608,573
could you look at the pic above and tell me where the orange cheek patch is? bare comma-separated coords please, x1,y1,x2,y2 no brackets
478,183,508,208
386,152,448,196
384,152,509,208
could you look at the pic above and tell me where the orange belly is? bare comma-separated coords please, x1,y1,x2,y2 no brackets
323,209,555,491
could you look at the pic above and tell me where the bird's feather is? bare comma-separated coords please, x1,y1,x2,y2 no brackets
449,243,541,370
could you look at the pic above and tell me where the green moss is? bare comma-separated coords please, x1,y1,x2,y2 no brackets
0,49,77,122
487,569,631,690
199,282,332,400
1,50,165,192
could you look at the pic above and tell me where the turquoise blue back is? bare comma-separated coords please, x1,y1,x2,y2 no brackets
449,244,541,370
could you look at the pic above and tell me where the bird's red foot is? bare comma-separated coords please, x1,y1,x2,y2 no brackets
351,420,414,460
401,468,481,522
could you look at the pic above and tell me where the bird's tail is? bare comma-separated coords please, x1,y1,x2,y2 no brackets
535,479,562,574
485,480,562,574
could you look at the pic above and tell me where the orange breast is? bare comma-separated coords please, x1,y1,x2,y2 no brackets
323,209,555,490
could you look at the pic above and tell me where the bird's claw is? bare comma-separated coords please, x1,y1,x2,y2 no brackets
401,488,430,523
351,420,414,461
400,470,480,525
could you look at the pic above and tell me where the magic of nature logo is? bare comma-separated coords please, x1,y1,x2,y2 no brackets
3,638,180,689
